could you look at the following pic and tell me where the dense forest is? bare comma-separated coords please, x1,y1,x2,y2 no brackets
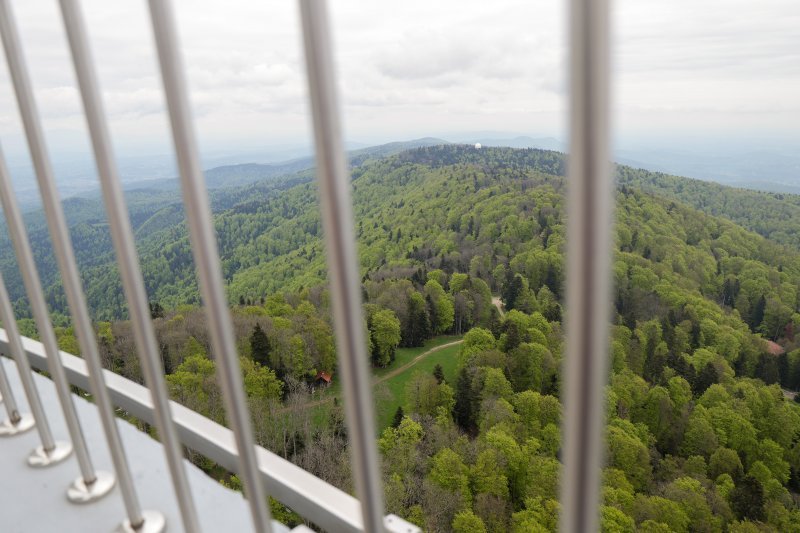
7,144,800,531
6,144,800,324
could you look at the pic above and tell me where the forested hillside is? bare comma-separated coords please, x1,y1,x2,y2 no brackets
16,145,800,531
6,144,800,327
617,165,800,249
0,139,453,322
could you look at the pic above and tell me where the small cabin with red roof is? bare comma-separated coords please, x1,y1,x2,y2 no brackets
315,371,333,387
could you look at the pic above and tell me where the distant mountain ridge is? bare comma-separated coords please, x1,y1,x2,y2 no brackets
125,137,450,193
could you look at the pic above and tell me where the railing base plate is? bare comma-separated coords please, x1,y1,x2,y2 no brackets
67,470,115,504
28,440,73,467
117,510,166,533
385,514,422,533
0,412,34,436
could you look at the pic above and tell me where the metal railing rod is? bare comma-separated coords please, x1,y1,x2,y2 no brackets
58,0,200,530
146,1,273,531
559,0,613,531
0,355,13,414
0,267,73,464
0,1,156,527
297,2,386,532
0,144,100,485
0,295,25,429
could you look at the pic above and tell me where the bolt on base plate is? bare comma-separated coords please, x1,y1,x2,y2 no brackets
28,440,73,467
117,510,166,533
67,470,116,504
0,412,35,436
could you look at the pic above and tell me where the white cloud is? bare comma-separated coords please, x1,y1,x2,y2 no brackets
0,0,795,162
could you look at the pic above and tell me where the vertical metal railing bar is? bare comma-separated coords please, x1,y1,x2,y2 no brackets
559,0,613,531
0,359,34,435
0,0,152,526
0,144,101,489
146,1,274,532
0,339,15,417
58,0,200,530
0,288,24,426
0,349,16,417
297,2,386,532
0,266,72,465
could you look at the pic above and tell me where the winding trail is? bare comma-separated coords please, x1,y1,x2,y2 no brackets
284,339,464,413
373,339,463,385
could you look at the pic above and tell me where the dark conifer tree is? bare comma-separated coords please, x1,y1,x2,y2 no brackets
643,335,666,384
250,323,271,368
751,295,767,331
426,294,439,334
543,301,562,323
730,476,765,521
149,301,165,319
404,295,431,347
433,364,445,385
160,343,172,375
666,350,696,386
454,368,475,432
756,353,780,385
544,265,560,299
488,307,503,338
501,271,523,311
502,319,524,352
391,406,404,428
693,362,719,396
722,278,735,306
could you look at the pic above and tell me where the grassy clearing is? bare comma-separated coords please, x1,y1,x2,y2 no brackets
373,335,462,380
304,335,464,431
306,335,461,402
374,342,461,430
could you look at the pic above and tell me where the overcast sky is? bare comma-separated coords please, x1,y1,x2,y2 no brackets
0,0,797,163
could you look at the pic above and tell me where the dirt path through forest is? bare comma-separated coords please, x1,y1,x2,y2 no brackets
373,339,464,385
285,339,464,412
